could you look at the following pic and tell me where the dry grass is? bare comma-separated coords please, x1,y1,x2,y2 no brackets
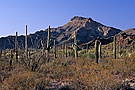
0,49,135,90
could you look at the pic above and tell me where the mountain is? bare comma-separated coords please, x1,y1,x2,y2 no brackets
0,16,122,49
114,28,135,49
123,28,135,35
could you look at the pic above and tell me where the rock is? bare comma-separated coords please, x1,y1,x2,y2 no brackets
118,78,135,90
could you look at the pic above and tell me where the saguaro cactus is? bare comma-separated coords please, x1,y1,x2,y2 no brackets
46,25,51,60
71,44,74,56
118,35,121,58
65,44,67,57
68,44,72,56
95,40,99,64
99,41,102,60
113,36,116,59
86,44,89,53
25,25,28,60
9,50,13,66
0,49,2,57
61,44,64,57
41,40,44,55
74,31,78,58
15,32,18,62
28,51,31,59
53,40,56,58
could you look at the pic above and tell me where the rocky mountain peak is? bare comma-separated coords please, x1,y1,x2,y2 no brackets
124,28,135,35
70,16,93,21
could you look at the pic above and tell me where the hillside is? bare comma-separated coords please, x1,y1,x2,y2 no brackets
0,16,122,49
124,28,135,35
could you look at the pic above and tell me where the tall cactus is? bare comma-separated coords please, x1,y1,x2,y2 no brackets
62,44,64,57
95,40,99,64
46,25,51,60
53,40,56,58
113,36,116,59
0,49,2,57
87,44,89,52
25,25,28,60
9,50,13,66
65,44,67,57
71,44,74,56
28,51,31,59
69,44,72,56
118,35,121,58
99,41,102,60
74,31,78,58
41,40,44,55
15,32,18,62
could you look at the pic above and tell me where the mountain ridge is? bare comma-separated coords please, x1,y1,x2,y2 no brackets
0,16,123,49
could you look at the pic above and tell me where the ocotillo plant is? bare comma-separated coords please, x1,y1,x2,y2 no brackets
46,25,51,60
95,40,99,64
15,32,18,63
74,31,78,58
113,36,116,59
99,41,102,60
25,25,28,60
53,40,56,58
65,44,67,57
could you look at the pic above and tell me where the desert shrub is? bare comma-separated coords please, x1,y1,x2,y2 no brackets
1,47,135,90
2,71,36,90
38,57,135,89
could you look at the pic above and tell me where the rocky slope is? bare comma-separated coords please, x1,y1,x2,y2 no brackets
124,28,135,35
0,16,122,49
116,28,135,49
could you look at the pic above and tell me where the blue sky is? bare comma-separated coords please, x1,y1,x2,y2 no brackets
0,0,134,37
